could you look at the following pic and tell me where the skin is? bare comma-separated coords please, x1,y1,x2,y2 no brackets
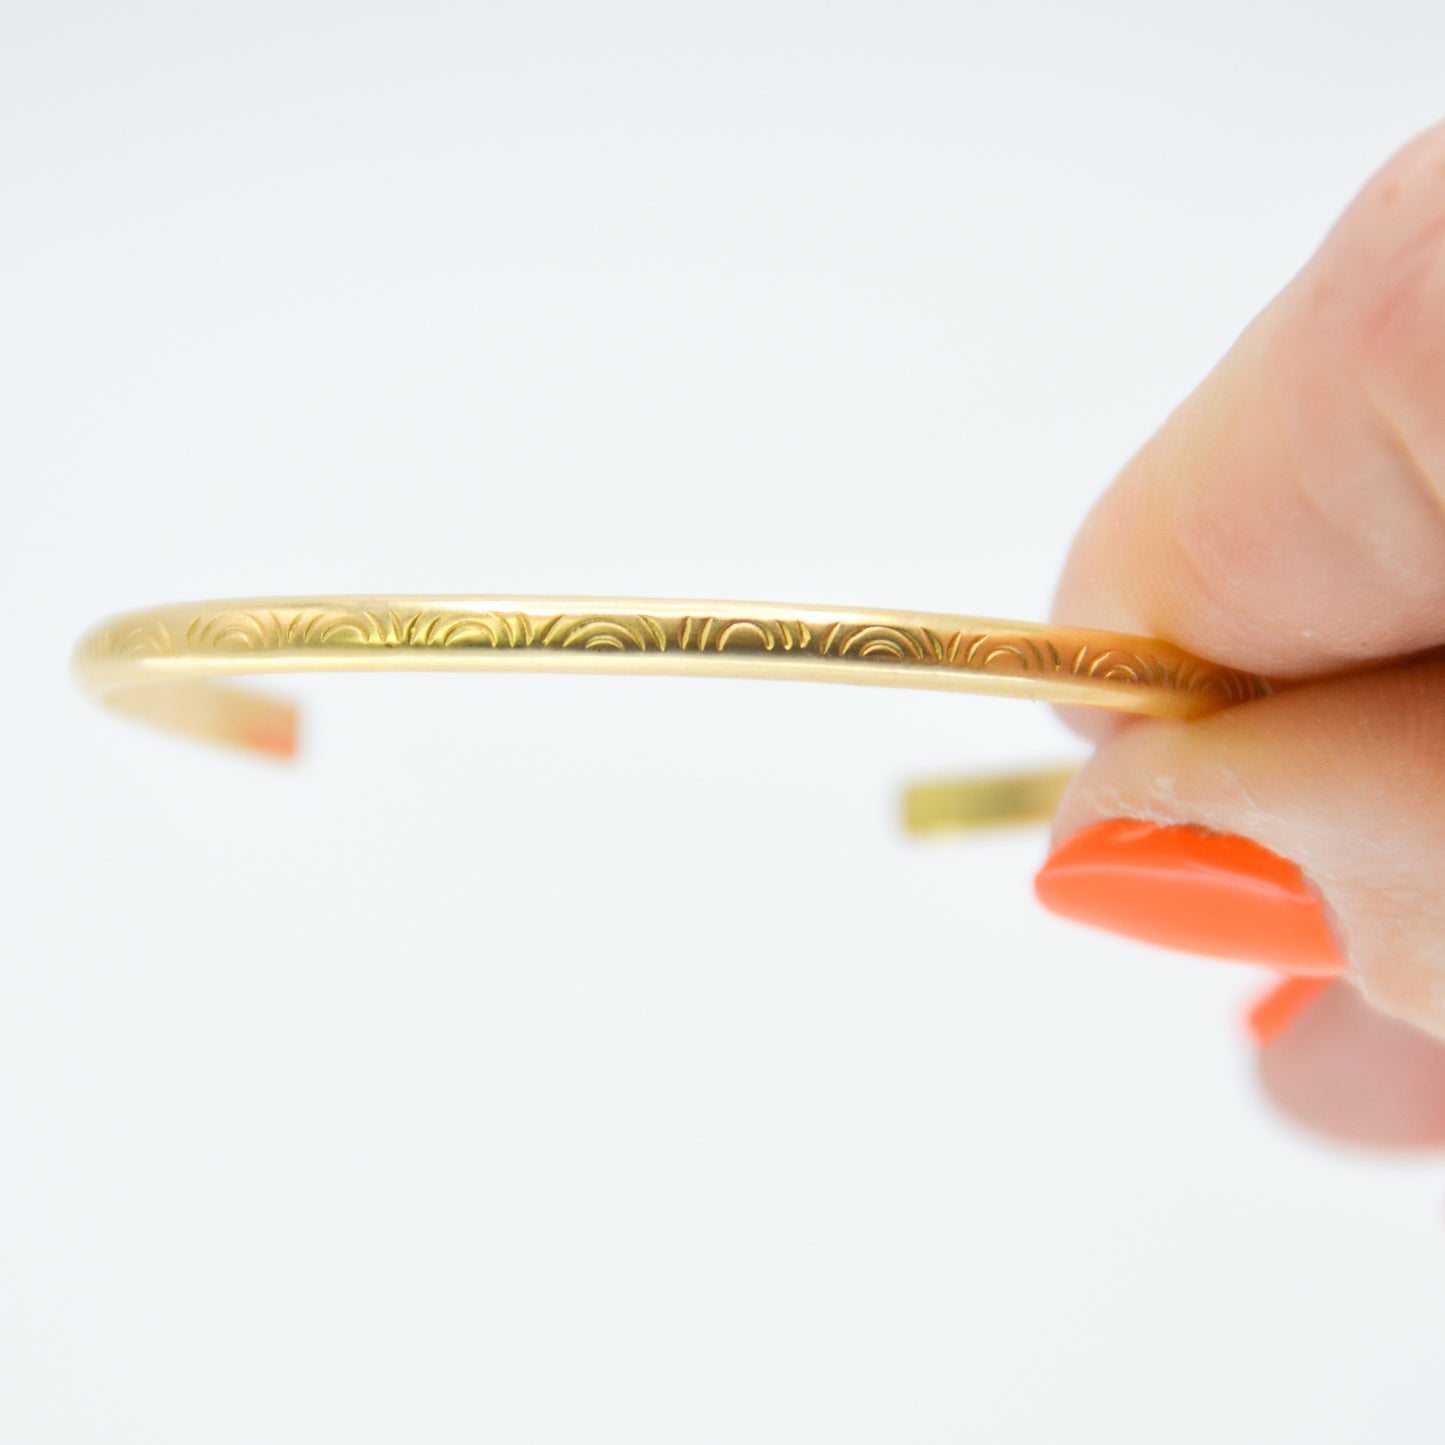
1050,120,1445,1147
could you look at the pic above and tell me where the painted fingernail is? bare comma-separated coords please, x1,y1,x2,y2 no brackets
1033,820,1344,973
1246,976,1336,1045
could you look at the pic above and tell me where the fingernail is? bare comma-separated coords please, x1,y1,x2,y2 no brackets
1246,976,1336,1045
1034,820,1344,973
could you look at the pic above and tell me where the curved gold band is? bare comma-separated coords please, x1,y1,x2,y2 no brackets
74,596,1271,763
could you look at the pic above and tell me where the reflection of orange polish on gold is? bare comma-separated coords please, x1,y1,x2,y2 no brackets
248,725,298,758
1034,820,1345,973
1246,976,1335,1045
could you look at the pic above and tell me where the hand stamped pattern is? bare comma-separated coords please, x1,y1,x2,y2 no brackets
79,600,1271,708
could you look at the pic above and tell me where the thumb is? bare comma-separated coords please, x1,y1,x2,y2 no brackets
1035,658,1445,1145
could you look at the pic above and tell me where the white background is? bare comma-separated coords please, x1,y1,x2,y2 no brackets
4,2,1444,1441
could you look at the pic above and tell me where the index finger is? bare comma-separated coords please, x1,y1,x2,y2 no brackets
1053,122,1445,679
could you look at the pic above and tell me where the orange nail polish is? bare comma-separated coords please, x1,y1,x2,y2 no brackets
1246,975,1336,1045
1034,820,1344,973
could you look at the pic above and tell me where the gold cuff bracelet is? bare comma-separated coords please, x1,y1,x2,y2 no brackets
74,596,1271,832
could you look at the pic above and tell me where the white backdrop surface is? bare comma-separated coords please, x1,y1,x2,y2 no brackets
3,2,1444,1441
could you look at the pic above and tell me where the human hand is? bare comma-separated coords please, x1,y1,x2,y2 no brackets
1033,121,1445,1148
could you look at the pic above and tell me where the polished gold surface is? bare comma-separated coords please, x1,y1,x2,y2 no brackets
73,597,1271,776
902,765,1082,834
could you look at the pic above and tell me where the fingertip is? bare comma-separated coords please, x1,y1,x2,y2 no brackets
1256,982,1445,1150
